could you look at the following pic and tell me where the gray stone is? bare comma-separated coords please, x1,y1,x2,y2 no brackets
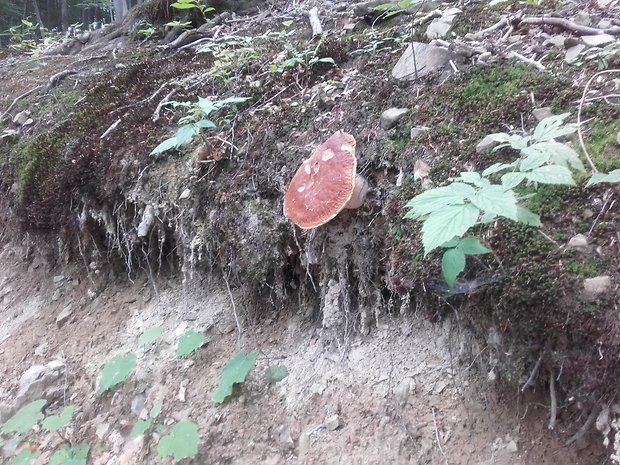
394,378,414,406
617,131,620,145
392,42,458,81
581,34,615,47
380,107,408,130
56,304,73,328
565,44,585,63
324,414,341,431
12,110,31,125
426,10,461,39
573,12,591,26
545,35,565,48
567,234,589,252
131,393,146,416
51,288,62,302
179,188,191,200
506,440,518,453
532,107,553,122
277,424,294,445
410,126,430,139
452,43,475,58
15,361,65,408
583,276,611,298
597,19,612,29
52,275,65,284
475,134,498,154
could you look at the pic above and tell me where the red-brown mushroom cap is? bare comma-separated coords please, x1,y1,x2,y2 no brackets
283,131,357,229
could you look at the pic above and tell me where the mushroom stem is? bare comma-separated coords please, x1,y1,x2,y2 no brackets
344,174,368,209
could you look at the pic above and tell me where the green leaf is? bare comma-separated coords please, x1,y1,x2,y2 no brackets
98,353,137,394
515,206,542,226
176,331,205,357
404,183,474,219
175,124,199,146
194,119,216,129
526,165,575,185
481,162,516,176
265,364,288,384
489,133,529,151
519,149,549,171
458,171,481,184
531,142,585,172
533,113,575,142
212,351,258,403
586,169,620,187
150,137,178,155
469,185,519,221
501,172,526,189
442,248,466,289
48,443,89,465
138,326,163,345
440,237,460,248
457,237,491,255
130,420,152,439
42,405,76,432
156,421,200,462
1,400,46,434
149,404,162,418
421,203,480,256
13,449,41,465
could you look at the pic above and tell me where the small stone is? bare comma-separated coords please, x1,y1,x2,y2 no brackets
582,209,594,219
410,126,430,139
179,189,191,200
380,108,408,130
12,110,31,125
452,43,475,58
616,131,620,145
544,35,565,48
567,234,589,252
324,414,341,431
565,44,585,63
56,305,73,328
131,393,146,416
583,276,611,298
581,34,615,47
277,424,294,445
298,428,311,456
394,379,411,406
506,440,518,453
573,12,591,26
51,289,62,302
532,107,553,122
597,19,612,29
392,42,458,82
475,134,498,154
52,275,65,284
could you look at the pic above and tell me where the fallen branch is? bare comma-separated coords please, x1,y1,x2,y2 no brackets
548,370,557,430
470,17,511,40
0,85,44,122
100,118,121,139
46,70,78,91
510,51,545,71
152,89,177,122
306,7,323,37
520,16,620,36
565,407,600,446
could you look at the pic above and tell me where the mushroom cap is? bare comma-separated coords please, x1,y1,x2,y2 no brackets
283,131,357,229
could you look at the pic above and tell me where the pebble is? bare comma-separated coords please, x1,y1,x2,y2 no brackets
324,414,341,431
179,188,191,200
583,275,611,298
532,107,553,122
565,44,585,63
410,126,430,139
567,234,589,252
581,34,615,47
380,108,409,130
475,134,498,154
56,304,73,328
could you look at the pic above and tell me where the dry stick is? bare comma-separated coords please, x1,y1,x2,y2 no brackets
588,191,615,237
46,70,78,91
0,85,43,121
520,16,620,36
100,118,121,139
223,271,243,341
548,370,557,430
521,351,544,392
306,6,323,37
565,407,600,446
509,51,545,71
152,89,177,122
432,408,450,465
470,17,510,39
577,69,620,173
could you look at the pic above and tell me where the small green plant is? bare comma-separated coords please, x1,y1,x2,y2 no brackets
130,403,162,439
371,0,422,18
48,443,89,465
268,44,335,74
41,405,76,432
156,421,200,462
176,330,205,357
1,400,46,435
150,96,249,155
164,20,192,29
170,0,214,17
98,353,137,394
404,113,586,287
212,351,258,403
138,326,164,345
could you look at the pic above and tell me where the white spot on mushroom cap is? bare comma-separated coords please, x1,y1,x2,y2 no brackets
304,162,311,175
321,149,335,161
297,185,305,193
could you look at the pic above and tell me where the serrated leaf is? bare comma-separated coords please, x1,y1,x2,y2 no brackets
442,248,466,289
138,326,163,345
421,204,480,256
149,404,162,418
519,149,549,171
489,133,529,151
130,419,152,439
532,142,585,172
156,421,199,462
469,185,519,221
458,171,481,184
265,364,288,384
404,183,474,218
481,162,516,176
501,172,526,189
457,237,491,255
98,353,137,394
48,443,89,465
1,400,46,434
150,137,178,155
175,125,199,146
440,237,460,248
176,331,205,357
515,206,542,226
13,449,41,465
526,165,575,185
42,405,76,432
586,169,620,187
533,113,575,142
212,351,258,403
194,119,216,129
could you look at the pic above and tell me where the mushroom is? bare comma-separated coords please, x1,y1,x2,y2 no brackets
283,131,368,229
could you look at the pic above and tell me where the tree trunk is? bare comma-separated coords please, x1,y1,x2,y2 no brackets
60,0,69,31
112,0,128,21
31,0,45,28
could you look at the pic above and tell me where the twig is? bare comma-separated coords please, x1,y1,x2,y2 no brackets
470,17,510,39
306,7,323,37
100,118,121,139
46,70,77,91
223,271,243,341
520,16,620,36
509,51,545,71
0,85,43,121
521,350,544,392
588,191,614,237
565,407,600,446
577,70,620,173
413,10,442,26
152,89,177,122
432,408,449,465
548,370,557,430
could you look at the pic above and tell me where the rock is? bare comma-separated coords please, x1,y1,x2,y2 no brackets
392,42,458,81
506,440,518,453
426,8,461,39
394,378,414,406
12,110,31,125
298,428,311,456
277,424,294,445
583,276,611,298
15,361,66,408
544,35,565,48
410,126,430,139
475,134,498,154
573,12,591,26
131,393,146,416
380,108,408,129
581,34,615,47
324,414,341,431
137,204,155,238
179,188,191,200
52,275,65,284
565,44,585,63
51,288,62,302
567,234,589,252
617,131,620,145
56,304,73,328
532,107,553,122
452,43,475,58
597,19,612,29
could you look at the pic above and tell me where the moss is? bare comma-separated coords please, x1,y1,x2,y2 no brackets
564,257,602,278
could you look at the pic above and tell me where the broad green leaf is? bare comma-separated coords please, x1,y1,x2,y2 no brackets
421,203,480,256
171,3,198,8
501,172,526,189
515,206,542,226
531,142,585,172
519,149,549,171
149,404,162,418
176,331,205,357
197,97,216,115
481,162,516,176
13,449,41,465
404,183,474,218
48,443,89,465
526,165,575,185
175,125,199,146
586,169,620,187
212,351,258,403
442,248,466,289
440,237,460,248
457,237,491,255
150,137,178,155
265,364,288,384
98,353,137,394
1,400,46,434
194,119,216,129
458,171,481,184
533,113,575,142
469,185,519,221
130,419,152,439
489,133,529,151
157,421,199,462
216,96,250,105
42,405,76,432
138,326,163,345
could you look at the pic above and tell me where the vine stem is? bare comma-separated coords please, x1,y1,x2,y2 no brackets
577,69,620,174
